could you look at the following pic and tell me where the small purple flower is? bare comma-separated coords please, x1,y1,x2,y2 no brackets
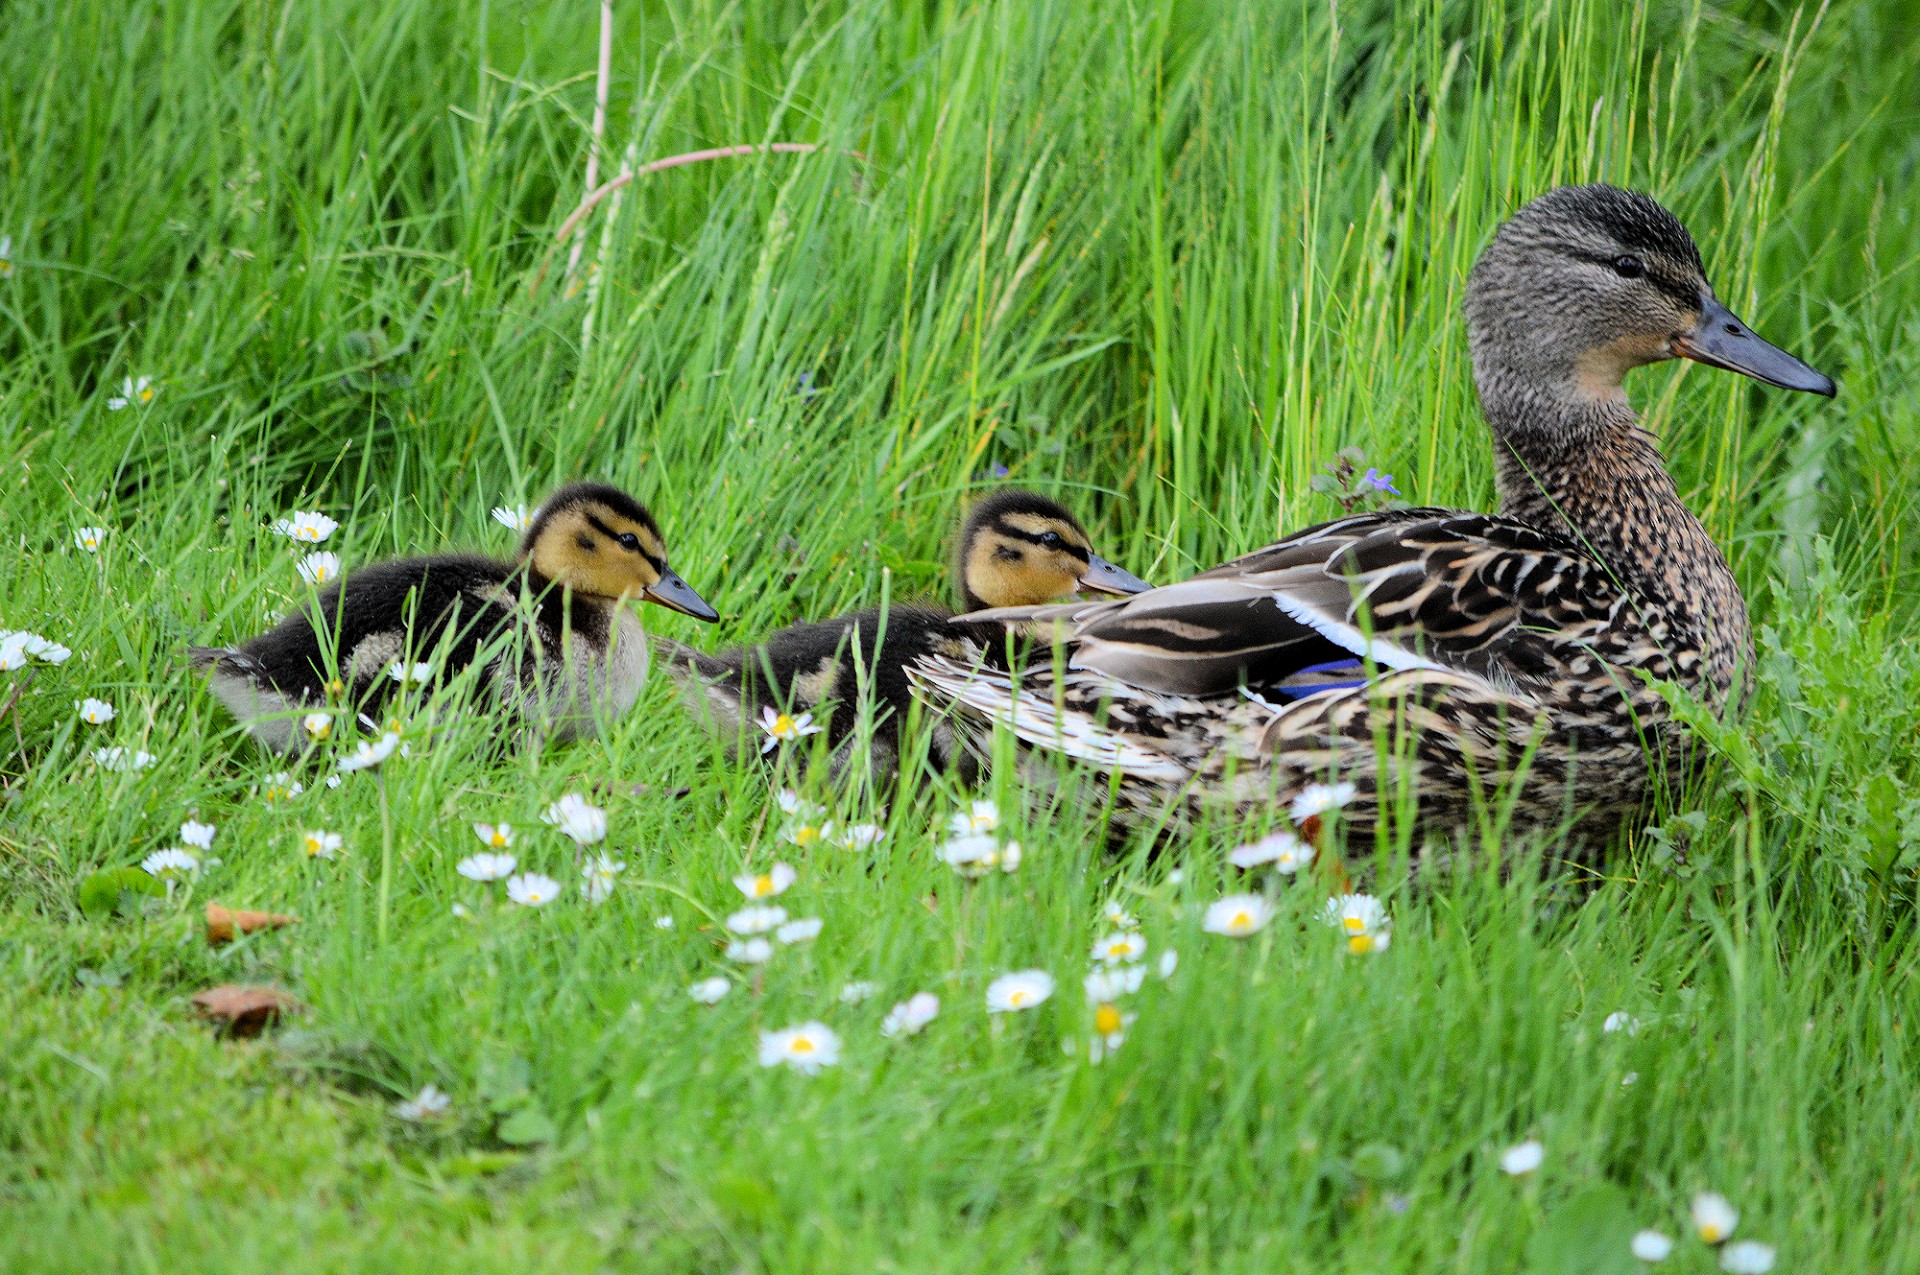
797,370,818,398
990,462,1011,479
1361,468,1399,495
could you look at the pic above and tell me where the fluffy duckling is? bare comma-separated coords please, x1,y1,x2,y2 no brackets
193,481,716,752
662,489,1149,776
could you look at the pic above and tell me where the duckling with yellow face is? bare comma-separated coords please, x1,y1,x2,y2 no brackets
193,481,716,752
661,489,1148,776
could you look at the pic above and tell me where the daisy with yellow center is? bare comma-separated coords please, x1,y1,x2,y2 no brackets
302,830,343,859
757,706,823,754
76,697,115,725
1087,1002,1136,1063
1202,893,1276,938
107,376,155,411
985,969,1055,1013
1322,893,1392,954
74,527,107,554
1691,1192,1739,1245
302,711,333,740
506,872,561,906
298,552,341,585
272,511,338,544
758,1022,842,1074
472,822,516,849
732,862,797,899
1090,931,1147,964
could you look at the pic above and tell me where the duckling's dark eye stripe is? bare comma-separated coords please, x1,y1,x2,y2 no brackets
585,513,666,567
998,526,1091,560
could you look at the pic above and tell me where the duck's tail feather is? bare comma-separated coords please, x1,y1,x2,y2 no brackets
907,654,1192,783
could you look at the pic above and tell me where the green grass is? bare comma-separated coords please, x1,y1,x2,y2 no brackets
3,0,1918,1269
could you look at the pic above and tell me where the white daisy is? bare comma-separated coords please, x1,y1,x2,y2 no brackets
141,848,199,878
1291,781,1358,822
985,969,1054,1013
74,527,108,554
726,905,788,935
1227,829,1316,873
1323,893,1392,954
1089,931,1148,965
838,980,879,1004
1718,1241,1775,1274
385,661,433,686
297,551,341,585
301,711,333,740
581,853,626,904
1603,1011,1643,1035
258,771,304,801
107,375,155,411
779,818,828,849
757,1021,842,1074
505,872,562,906
757,706,823,754
457,852,516,882
1202,893,1276,938
301,829,343,859
491,504,531,532
1630,1230,1674,1263
1087,1002,1135,1063
948,799,1000,836
726,937,775,964
179,820,216,849
1084,965,1147,1002
6,632,71,665
829,822,887,849
75,697,115,725
775,917,823,944
774,789,825,821
1691,1192,1739,1245
472,822,515,849
336,731,400,772
1499,1140,1544,1175
393,1084,452,1121
92,746,157,772
733,862,797,900
271,511,338,544
689,977,731,1004
938,833,1022,877
542,793,607,845
881,992,940,1038
0,636,26,672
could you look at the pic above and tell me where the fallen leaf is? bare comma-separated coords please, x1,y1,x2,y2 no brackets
205,902,298,945
191,984,303,1036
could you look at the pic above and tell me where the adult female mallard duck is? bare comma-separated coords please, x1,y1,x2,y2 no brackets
661,488,1149,777
910,186,1834,855
193,481,717,752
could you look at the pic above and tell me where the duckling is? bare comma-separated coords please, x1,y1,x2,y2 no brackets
661,489,1149,777
193,481,717,753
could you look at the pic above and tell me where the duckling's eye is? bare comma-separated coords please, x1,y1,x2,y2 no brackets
1612,255,1646,279
616,532,640,552
1038,531,1064,549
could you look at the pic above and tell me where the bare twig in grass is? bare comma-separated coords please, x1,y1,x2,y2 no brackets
529,143,867,298
561,0,617,299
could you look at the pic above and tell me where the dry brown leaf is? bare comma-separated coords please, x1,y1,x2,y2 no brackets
205,902,298,946
191,984,303,1036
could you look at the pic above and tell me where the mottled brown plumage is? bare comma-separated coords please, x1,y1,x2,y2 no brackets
910,186,1835,858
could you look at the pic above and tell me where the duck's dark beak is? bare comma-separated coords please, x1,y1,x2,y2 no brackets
1674,295,1835,397
644,569,720,622
1079,553,1153,596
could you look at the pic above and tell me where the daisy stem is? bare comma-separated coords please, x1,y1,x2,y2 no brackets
376,773,394,944
3,667,37,763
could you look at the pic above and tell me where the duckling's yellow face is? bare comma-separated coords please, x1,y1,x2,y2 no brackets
961,507,1151,610
525,494,717,620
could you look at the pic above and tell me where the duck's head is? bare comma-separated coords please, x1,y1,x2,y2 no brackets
956,489,1151,612
1465,184,1833,434
520,482,718,620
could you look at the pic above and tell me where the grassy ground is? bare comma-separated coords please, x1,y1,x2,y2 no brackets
3,0,1918,1269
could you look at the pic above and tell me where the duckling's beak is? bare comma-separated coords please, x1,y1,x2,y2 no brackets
1079,554,1153,597
1674,295,1835,397
643,569,720,622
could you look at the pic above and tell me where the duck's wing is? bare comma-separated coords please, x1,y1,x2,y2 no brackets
954,512,1630,698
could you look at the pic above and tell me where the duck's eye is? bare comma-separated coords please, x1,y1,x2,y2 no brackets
1038,531,1064,549
616,532,640,551
1612,255,1646,279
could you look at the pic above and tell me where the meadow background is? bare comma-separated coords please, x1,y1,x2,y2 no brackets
3,0,1918,1269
